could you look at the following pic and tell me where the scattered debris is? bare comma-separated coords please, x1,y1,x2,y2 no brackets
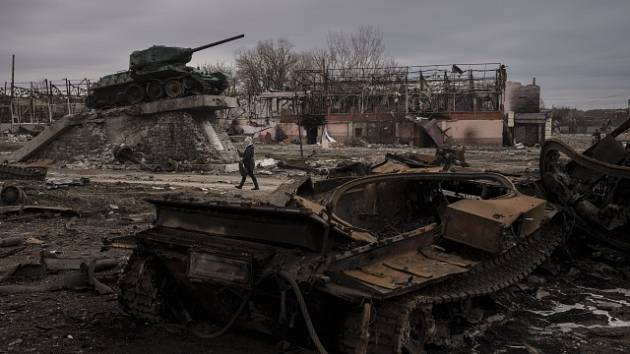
0,205,79,217
25,237,44,245
0,163,47,180
101,235,137,250
256,158,278,169
0,253,123,295
45,177,90,189
112,144,156,171
0,236,25,247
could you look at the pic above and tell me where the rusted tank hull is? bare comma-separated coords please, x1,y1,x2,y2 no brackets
120,171,563,353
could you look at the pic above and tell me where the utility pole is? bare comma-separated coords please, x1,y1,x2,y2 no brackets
298,115,304,157
45,79,53,123
29,81,34,123
65,78,72,115
10,54,15,125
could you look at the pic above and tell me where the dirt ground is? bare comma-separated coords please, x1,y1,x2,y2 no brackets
2,136,630,354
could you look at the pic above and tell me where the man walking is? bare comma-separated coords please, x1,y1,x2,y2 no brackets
236,136,259,190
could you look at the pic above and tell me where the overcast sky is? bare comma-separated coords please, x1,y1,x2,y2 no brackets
1,0,628,109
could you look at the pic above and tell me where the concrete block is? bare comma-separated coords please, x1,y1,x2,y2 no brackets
138,95,237,115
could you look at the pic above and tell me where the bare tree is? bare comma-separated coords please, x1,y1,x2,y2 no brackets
202,61,238,95
230,27,396,97
551,106,583,133
235,39,299,97
324,25,396,69
202,61,235,76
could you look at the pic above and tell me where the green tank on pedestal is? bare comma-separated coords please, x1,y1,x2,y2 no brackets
86,34,244,109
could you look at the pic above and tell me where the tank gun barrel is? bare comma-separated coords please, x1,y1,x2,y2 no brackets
192,34,245,52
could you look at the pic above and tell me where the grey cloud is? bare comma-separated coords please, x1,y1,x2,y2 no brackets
1,0,628,109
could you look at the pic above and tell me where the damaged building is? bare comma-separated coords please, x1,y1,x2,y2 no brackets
505,78,552,146
246,63,508,147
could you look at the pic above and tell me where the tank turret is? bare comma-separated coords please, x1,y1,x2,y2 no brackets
87,34,244,109
129,34,244,73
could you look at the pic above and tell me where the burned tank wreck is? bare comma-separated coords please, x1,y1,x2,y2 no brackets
540,117,630,251
119,171,564,353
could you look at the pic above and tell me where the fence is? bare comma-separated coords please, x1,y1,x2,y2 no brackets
0,78,90,125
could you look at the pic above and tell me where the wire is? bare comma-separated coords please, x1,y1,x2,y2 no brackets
190,271,272,339
278,271,329,354
190,270,330,354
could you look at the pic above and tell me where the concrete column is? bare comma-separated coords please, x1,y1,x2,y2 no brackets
202,121,225,151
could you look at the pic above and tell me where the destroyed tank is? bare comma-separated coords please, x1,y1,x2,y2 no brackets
86,34,244,109
541,116,630,251
119,171,564,353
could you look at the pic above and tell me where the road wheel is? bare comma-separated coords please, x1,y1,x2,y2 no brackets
0,185,24,205
183,77,201,95
145,80,164,100
164,79,185,98
114,91,126,106
125,84,144,105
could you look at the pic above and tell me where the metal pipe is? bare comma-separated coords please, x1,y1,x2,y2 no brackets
278,272,329,354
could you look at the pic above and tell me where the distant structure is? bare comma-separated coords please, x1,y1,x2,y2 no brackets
504,77,551,146
505,78,541,113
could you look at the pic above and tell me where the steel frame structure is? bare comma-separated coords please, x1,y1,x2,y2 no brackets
295,63,507,117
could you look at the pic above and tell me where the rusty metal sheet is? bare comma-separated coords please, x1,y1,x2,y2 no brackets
293,195,377,243
443,194,547,253
383,251,469,279
293,195,325,215
370,160,411,174
419,247,478,268
341,249,471,292
343,269,398,290
266,176,311,207
382,261,433,278
343,261,428,291
405,167,444,173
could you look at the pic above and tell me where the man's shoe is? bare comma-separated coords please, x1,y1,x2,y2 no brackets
235,186,242,189
252,187,260,190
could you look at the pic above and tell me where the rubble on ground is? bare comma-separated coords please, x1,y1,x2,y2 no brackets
1,114,629,353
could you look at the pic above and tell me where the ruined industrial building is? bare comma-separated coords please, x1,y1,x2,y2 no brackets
1,2,630,353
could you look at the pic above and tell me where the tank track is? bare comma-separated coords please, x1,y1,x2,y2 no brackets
341,218,565,354
118,252,165,323
0,164,47,181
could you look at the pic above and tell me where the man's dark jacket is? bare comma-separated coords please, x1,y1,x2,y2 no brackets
242,145,255,172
